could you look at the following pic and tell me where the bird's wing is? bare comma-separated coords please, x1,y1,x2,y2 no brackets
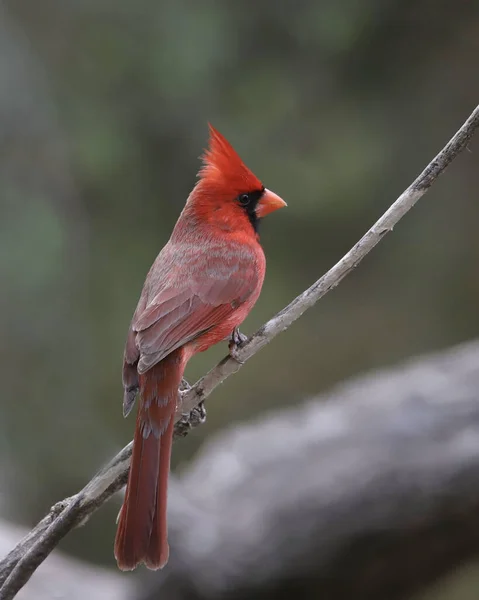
128,244,261,374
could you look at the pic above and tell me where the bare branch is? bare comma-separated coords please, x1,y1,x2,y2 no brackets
0,519,135,600
0,104,478,600
179,104,479,416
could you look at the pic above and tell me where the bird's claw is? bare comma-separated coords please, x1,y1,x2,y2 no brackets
194,400,207,424
231,326,248,346
229,327,248,363
175,401,207,438
179,378,192,393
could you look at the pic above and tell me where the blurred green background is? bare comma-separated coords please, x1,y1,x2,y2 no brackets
1,0,478,597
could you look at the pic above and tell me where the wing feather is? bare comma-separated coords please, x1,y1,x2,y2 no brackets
128,241,262,374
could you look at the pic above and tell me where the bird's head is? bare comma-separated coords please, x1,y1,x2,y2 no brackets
188,124,286,234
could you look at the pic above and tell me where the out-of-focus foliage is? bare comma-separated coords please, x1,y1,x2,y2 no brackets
1,0,479,596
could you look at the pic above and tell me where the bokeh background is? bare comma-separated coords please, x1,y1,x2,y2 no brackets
1,1,479,598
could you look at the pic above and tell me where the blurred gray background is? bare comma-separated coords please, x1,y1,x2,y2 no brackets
1,1,479,598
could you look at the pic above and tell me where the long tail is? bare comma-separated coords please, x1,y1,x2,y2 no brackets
114,350,184,570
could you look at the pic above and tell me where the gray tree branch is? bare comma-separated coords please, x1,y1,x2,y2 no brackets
0,104,478,600
0,520,134,600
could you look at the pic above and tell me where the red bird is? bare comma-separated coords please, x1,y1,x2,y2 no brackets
114,124,286,571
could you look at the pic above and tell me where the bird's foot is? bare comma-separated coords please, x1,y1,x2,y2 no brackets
175,401,207,438
193,400,207,424
228,327,248,363
179,377,192,393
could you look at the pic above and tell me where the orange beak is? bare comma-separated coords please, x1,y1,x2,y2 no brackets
255,188,287,218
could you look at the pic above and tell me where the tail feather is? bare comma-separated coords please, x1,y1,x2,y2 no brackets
114,351,183,571
145,415,174,569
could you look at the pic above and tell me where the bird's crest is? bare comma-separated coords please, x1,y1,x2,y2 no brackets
198,124,263,195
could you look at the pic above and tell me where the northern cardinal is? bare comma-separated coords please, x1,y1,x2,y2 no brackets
114,124,286,571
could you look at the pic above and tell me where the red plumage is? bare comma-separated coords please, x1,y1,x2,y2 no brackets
114,124,286,571
198,124,263,196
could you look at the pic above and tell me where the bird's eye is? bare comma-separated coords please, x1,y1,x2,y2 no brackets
239,194,250,206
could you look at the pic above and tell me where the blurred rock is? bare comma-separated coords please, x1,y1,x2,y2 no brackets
138,340,479,600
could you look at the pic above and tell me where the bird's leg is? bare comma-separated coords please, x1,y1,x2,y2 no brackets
228,326,248,363
175,379,207,438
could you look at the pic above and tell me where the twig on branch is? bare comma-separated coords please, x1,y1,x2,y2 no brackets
0,104,478,600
